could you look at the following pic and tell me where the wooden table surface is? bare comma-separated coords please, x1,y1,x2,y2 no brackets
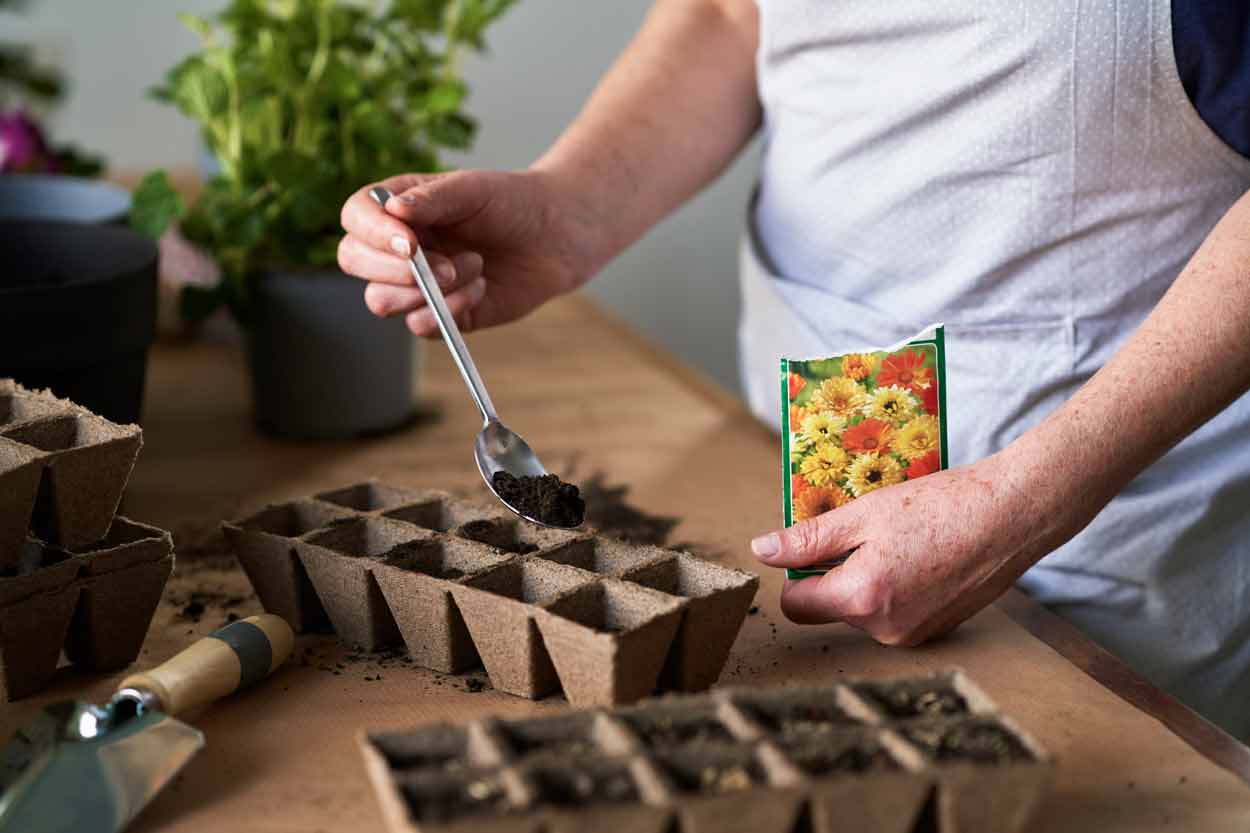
3,294,1249,832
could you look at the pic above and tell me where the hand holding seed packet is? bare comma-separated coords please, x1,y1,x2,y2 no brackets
781,326,948,579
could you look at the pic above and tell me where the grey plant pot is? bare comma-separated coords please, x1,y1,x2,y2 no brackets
0,175,132,225
249,269,419,440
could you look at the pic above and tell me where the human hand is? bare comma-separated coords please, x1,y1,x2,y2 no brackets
749,450,1072,645
338,169,601,337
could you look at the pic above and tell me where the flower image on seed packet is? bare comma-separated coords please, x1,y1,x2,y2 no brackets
781,325,949,579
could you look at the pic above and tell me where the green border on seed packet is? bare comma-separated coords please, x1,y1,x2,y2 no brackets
782,326,949,580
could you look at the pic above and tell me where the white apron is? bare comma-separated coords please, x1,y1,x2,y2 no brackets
742,0,1250,735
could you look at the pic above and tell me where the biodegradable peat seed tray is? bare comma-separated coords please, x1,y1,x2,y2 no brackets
0,379,143,559
0,517,173,700
359,670,1052,833
224,480,759,704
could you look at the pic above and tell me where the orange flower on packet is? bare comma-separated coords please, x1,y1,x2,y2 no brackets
780,325,948,578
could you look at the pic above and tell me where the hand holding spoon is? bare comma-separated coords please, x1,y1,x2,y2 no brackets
368,186,582,529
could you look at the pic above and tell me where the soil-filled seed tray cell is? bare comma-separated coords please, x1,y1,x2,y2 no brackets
771,730,903,776
397,769,523,827
368,723,505,776
726,686,869,740
520,757,646,807
0,516,173,700
362,674,1052,833
615,699,745,750
896,717,1037,765
0,380,143,557
848,670,993,721
226,480,757,704
489,713,629,762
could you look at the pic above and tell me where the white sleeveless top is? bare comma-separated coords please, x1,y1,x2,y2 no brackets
740,0,1250,734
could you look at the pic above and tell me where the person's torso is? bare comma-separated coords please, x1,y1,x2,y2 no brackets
742,0,1250,734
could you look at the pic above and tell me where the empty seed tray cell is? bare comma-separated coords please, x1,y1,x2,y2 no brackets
362,672,1052,833
224,480,759,705
0,517,173,700
0,380,143,559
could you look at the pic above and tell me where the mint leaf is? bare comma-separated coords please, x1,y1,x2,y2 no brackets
129,170,185,240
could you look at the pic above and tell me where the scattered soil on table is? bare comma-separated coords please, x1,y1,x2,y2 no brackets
492,472,585,528
579,473,679,546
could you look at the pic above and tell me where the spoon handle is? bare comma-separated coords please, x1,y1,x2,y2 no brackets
370,186,497,424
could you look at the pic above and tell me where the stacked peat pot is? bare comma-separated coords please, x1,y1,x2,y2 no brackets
224,480,760,705
360,671,1052,833
0,379,173,699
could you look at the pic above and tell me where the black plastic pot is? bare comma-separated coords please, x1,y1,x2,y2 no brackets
249,269,418,439
0,221,158,424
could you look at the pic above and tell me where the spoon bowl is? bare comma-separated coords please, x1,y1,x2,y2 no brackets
369,186,579,529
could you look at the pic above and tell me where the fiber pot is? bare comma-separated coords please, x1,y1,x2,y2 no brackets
0,221,157,425
0,174,132,225
248,269,418,440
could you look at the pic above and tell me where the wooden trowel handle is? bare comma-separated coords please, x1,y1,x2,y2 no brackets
119,614,295,716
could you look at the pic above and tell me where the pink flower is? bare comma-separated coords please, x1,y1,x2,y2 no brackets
0,110,59,173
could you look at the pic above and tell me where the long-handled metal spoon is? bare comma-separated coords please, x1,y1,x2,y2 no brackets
369,186,578,529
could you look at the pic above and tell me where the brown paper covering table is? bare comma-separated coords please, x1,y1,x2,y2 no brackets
1,294,1247,832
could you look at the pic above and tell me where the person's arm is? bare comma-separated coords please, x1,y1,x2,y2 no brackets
338,0,760,336
532,0,761,276
751,188,1250,645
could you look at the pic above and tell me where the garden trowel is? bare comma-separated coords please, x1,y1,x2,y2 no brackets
0,613,294,833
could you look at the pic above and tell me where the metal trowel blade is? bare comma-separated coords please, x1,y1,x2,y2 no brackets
0,700,204,833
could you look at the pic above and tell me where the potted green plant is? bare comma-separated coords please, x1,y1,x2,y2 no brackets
134,0,514,439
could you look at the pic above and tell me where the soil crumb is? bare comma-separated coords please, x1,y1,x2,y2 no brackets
579,473,679,545
492,472,585,528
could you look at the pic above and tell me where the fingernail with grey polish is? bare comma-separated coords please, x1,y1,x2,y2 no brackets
389,235,411,257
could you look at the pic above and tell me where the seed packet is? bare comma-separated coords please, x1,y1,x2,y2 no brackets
781,325,948,579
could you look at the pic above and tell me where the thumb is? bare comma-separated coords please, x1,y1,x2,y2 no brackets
750,503,865,569
385,170,491,229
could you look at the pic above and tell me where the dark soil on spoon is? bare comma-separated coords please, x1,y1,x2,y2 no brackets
492,472,585,528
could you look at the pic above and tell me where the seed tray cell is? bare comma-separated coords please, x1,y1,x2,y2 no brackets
489,712,625,762
849,670,994,721
226,480,757,703
383,492,513,533
316,480,432,514
647,743,806,833
368,723,506,775
361,674,1052,833
452,517,585,556
0,381,142,554
619,551,760,691
0,439,44,570
615,698,746,750
726,686,868,740
897,717,1037,765
0,517,172,700
0,382,64,428
536,581,686,706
